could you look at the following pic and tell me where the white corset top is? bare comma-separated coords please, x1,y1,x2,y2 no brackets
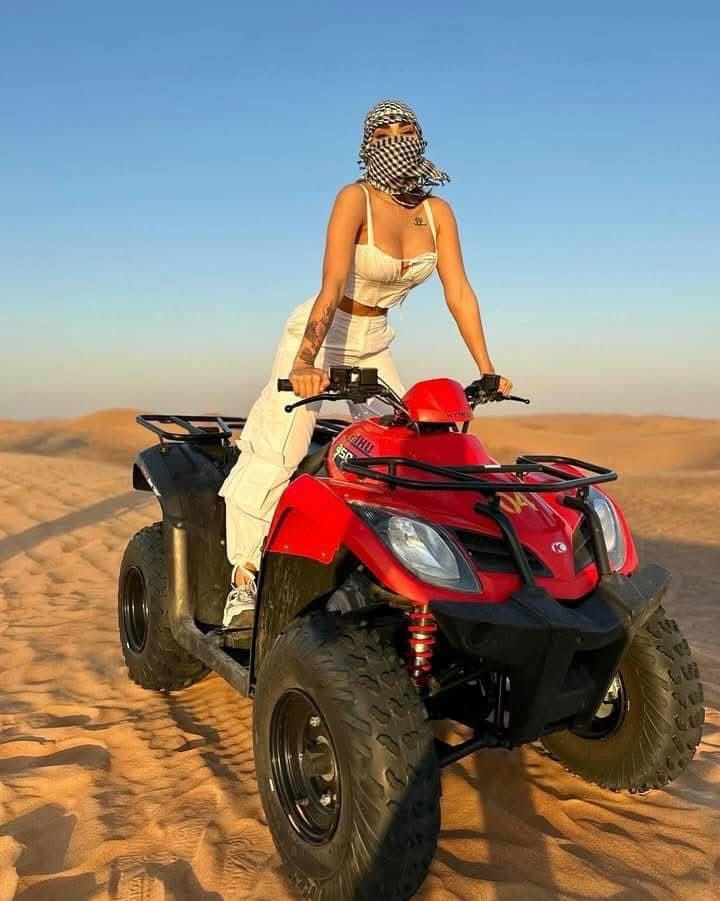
343,184,438,309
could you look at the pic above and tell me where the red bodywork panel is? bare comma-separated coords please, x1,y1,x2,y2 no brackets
264,410,638,606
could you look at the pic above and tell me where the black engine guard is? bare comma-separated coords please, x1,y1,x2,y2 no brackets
430,564,670,744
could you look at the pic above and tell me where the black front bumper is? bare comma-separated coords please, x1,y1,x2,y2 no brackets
430,564,670,744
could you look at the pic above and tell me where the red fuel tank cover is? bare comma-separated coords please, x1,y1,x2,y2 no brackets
403,378,474,423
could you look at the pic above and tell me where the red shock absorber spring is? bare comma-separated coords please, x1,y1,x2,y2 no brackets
407,603,437,687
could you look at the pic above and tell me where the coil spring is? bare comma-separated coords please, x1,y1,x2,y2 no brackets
407,604,437,687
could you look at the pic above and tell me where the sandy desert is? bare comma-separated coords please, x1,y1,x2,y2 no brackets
0,410,718,900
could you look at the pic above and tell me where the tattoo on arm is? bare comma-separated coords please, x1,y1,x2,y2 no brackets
295,302,335,366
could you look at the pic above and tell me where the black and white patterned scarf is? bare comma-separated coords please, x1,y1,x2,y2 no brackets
358,99,450,207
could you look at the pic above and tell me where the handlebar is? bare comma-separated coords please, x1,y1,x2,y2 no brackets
276,366,529,414
465,374,530,406
277,368,380,395
277,367,392,413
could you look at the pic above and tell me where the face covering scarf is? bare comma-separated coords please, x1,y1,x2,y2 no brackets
359,99,450,207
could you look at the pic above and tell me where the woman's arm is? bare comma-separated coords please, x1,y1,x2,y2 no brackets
289,184,364,397
431,197,512,394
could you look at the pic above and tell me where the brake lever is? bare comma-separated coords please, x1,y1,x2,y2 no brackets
502,394,531,405
471,391,531,407
283,392,344,413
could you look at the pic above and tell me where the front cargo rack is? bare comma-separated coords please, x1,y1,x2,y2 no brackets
338,454,616,494
136,414,348,445
340,455,619,584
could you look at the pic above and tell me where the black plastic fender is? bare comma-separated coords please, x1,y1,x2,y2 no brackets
252,547,359,677
133,441,237,624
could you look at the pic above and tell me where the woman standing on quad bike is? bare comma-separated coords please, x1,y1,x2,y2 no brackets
219,98,513,626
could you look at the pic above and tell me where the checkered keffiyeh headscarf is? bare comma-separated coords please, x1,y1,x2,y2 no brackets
359,99,450,206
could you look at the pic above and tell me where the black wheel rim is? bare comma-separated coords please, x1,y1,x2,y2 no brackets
269,689,341,845
122,566,149,653
572,673,628,739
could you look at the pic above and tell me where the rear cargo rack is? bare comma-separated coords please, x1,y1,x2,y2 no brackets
136,414,347,445
136,414,247,444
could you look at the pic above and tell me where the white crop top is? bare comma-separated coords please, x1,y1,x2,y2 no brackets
343,183,438,309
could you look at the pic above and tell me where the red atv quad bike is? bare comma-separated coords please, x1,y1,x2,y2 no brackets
118,368,704,901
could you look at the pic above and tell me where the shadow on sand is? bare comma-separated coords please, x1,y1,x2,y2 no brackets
0,491,152,566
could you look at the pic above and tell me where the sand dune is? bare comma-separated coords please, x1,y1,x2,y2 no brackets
0,412,718,899
472,413,720,475
2,408,719,473
0,410,149,468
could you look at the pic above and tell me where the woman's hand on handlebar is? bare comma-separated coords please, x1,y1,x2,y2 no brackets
289,362,330,398
496,374,513,396
482,370,513,396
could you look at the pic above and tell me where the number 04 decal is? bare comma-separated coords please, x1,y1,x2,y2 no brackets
498,492,537,515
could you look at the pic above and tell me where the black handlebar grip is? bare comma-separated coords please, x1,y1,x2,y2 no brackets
277,379,293,391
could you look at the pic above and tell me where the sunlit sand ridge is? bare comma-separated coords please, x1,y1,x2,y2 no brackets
0,410,718,899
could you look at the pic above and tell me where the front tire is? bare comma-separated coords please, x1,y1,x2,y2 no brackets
253,613,440,901
118,522,207,691
542,605,704,791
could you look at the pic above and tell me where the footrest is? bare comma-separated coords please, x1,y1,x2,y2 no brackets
218,628,252,650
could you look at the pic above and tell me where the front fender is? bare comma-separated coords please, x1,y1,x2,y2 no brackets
264,475,476,606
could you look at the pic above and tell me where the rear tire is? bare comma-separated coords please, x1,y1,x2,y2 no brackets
118,522,207,691
253,613,440,901
542,605,704,791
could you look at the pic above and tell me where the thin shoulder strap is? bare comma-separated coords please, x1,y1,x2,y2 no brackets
359,183,374,245
423,197,437,248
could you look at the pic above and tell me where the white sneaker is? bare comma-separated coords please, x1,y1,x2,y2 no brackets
222,574,257,629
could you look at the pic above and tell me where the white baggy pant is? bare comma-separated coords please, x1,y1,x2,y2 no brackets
218,296,405,573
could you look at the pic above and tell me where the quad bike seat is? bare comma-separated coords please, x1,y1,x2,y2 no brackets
288,417,345,480
220,440,329,482
220,418,340,480
291,440,329,480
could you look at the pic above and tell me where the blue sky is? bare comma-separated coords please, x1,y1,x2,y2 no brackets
1,1,718,419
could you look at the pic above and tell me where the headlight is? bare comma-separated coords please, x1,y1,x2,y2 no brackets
588,487,626,571
352,505,480,591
